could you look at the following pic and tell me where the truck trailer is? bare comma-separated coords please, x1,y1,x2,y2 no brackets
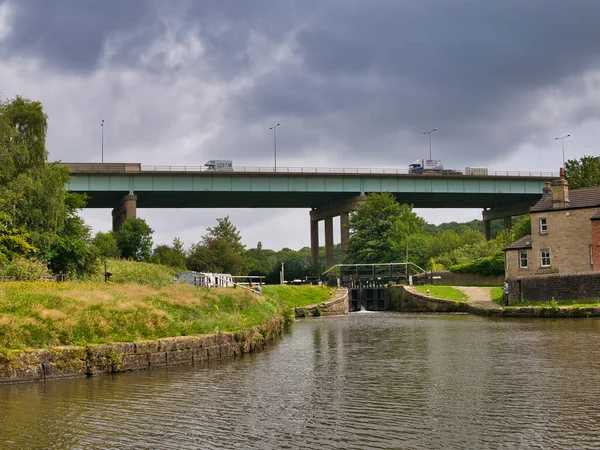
408,159,443,174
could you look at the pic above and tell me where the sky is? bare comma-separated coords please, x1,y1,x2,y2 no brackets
1,0,600,251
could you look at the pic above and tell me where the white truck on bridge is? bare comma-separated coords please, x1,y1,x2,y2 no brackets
408,159,444,174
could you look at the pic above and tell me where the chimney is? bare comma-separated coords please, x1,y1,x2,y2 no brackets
550,172,569,208
542,182,551,196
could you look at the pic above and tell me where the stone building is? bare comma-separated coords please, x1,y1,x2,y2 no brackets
504,173,600,279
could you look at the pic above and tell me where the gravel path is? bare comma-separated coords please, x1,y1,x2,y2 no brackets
455,286,502,310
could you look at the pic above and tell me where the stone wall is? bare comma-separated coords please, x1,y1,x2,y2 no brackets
0,322,282,385
508,272,600,302
388,286,467,313
294,288,349,318
413,271,503,286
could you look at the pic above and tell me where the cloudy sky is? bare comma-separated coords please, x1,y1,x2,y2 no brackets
2,0,600,251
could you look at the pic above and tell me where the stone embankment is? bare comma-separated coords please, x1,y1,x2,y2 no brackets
392,286,600,318
0,320,283,385
294,288,349,318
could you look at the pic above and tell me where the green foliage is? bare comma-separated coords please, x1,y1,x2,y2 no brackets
92,231,120,259
565,155,600,189
204,215,245,253
450,252,505,276
510,215,531,241
188,217,245,275
116,218,154,261
188,238,245,275
3,256,51,280
346,192,425,264
151,237,187,269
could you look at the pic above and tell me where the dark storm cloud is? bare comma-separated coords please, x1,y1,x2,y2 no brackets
4,0,600,167
2,0,153,72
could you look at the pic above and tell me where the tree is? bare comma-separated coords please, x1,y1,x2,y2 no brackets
565,156,600,189
44,193,98,278
204,216,245,253
187,239,245,275
116,218,154,261
345,193,425,264
92,231,121,259
151,237,187,269
0,96,70,236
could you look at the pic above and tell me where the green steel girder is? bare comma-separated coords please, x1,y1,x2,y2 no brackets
66,172,550,210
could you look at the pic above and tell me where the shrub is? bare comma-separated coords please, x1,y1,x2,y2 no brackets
3,257,52,280
449,252,504,276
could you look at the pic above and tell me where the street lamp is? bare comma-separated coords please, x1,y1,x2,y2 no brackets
101,119,104,163
422,128,437,160
555,134,570,170
270,123,280,170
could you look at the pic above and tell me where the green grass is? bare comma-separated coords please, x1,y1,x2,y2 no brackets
508,299,600,308
96,259,180,286
491,286,503,304
413,285,468,302
0,273,333,352
262,285,333,307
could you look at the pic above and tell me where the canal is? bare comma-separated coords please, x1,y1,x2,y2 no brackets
2,312,600,449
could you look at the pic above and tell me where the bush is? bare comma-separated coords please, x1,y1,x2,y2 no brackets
3,257,52,280
449,252,504,276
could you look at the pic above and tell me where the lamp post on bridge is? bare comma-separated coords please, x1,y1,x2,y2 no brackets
101,119,104,163
555,134,570,170
270,123,280,171
422,128,437,160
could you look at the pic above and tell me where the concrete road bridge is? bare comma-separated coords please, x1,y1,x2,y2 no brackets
63,163,558,267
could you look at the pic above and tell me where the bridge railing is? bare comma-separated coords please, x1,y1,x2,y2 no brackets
60,163,559,178
138,165,559,178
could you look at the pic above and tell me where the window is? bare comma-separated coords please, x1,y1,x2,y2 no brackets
505,253,508,271
519,250,528,269
539,218,548,234
591,244,594,266
540,249,551,267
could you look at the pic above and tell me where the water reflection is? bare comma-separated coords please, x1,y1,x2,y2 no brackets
1,314,600,449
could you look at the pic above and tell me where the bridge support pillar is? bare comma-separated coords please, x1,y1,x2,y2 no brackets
309,195,366,268
340,211,350,260
504,216,512,230
483,219,491,241
325,217,334,268
112,194,137,232
310,217,319,266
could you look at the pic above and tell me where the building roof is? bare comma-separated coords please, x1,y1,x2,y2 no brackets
531,185,600,213
591,210,600,221
503,235,532,251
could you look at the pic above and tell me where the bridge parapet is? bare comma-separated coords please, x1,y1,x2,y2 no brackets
61,162,559,178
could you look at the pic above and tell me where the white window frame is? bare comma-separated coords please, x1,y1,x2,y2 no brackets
519,250,528,269
539,217,548,234
540,249,551,267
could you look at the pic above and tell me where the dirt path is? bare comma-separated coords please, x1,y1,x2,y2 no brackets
455,286,502,310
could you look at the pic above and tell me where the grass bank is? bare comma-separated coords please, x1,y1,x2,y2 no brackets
0,263,332,353
413,285,469,302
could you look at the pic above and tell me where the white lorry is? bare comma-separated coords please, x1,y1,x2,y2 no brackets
408,159,443,174
205,160,233,171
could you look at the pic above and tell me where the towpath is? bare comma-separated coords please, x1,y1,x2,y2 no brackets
454,286,502,310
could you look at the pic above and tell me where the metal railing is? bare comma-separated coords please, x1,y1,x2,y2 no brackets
60,163,559,178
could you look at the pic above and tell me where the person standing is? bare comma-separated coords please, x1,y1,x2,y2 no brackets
503,280,509,306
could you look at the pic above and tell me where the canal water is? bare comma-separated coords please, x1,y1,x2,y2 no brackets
2,313,600,449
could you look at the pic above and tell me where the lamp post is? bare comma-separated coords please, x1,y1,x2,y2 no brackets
101,119,104,163
270,123,280,171
422,128,437,160
555,134,570,170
